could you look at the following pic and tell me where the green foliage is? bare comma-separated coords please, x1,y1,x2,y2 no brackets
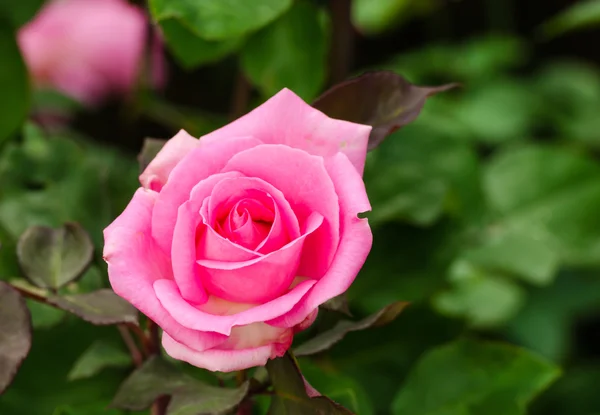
392,339,561,415
48,290,139,326
294,302,408,356
67,341,132,381
352,0,438,34
149,0,292,41
266,353,353,414
17,223,93,289
0,24,29,144
541,0,600,38
0,282,31,393
111,357,249,414
241,1,329,100
160,20,242,69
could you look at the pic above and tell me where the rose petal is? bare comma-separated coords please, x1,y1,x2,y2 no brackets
162,332,276,373
103,189,227,351
205,176,300,255
153,277,317,335
152,136,262,254
197,213,324,303
267,153,372,327
200,88,372,174
139,130,199,191
223,145,339,279
170,171,249,304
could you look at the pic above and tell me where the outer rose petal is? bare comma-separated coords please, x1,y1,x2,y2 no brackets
140,130,199,191
153,278,316,335
200,88,372,175
103,189,227,351
162,333,280,373
268,153,372,327
222,145,339,279
152,136,262,254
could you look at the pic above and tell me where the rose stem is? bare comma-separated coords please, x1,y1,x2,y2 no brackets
328,0,354,85
148,320,170,415
117,325,144,367
229,72,251,120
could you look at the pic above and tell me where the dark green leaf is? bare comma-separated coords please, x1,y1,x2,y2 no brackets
148,0,292,41
111,357,248,414
0,281,32,393
160,19,242,69
138,138,168,173
483,145,600,266
48,290,138,326
0,0,45,28
297,358,375,415
464,232,559,286
295,302,408,356
321,294,352,316
433,259,526,328
241,1,329,100
540,0,600,38
67,341,132,381
352,0,438,34
266,353,354,414
17,223,94,289
363,126,483,226
0,24,29,143
312,71,456,150
392,338,560,415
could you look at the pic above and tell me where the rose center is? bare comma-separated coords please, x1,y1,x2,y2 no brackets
216,196,274,250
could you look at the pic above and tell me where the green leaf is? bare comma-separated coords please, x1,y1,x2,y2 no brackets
295,302,408,356
17,223,94,290
352,0,437,34
27,299,66,330
67,341,131,381
297,359,375,415
483,145,600,266
313,71,456,151
464,232,559,286
148,0,292,41
540,0,600,38
452,79,539,144
160,19,242,69
266,353,354,414
0,0,45,27
321,293,352,316
433,259,526,328
48,289,138,326
241,1,329,100
0,282,32,394
111,357,248,414
138,138,168,173
506,271,600,361
0,24,29,143
392,338,561,415
364,126,482,226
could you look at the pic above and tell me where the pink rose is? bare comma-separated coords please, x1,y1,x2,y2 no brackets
18,0,165,106
103,89,373,372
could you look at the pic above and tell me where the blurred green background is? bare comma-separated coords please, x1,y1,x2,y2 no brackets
2,0,600,414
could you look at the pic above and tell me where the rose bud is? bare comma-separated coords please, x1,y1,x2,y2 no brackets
18,0,165,106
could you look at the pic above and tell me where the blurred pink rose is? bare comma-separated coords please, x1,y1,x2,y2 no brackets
103,89,373,372
18,0,165,106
